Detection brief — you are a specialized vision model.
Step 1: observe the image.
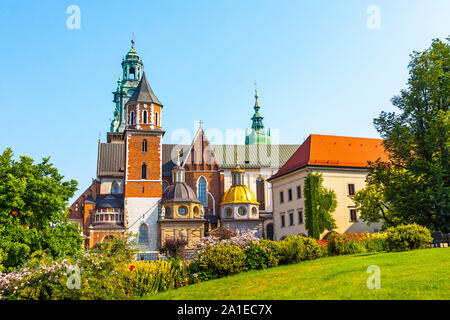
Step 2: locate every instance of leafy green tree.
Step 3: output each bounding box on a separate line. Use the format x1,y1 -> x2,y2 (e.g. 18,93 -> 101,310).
304,172 -> 337,239
355,38 -> 450,232
0,148 -> 82,271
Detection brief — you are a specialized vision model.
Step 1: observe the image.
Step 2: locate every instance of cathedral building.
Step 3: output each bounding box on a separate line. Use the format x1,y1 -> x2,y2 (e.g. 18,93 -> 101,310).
68,41 -> 299,258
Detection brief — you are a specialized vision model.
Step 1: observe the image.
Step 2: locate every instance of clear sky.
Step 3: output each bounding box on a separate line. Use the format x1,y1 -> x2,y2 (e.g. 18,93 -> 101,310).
0,0 -> 449,201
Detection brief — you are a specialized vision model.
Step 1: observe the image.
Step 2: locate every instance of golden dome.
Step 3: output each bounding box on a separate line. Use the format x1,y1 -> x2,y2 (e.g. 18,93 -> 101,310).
221,185 -> 259,205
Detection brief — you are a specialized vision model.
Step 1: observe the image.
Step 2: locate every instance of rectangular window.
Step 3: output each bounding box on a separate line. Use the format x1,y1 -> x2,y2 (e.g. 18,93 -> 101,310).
298,210 -> 303,224
350,209 -> 358,222
288,189 -> 293,201
281,214 -> 285,228
289,212 -> 294,226
348,184 -> 355,196
296,186 -> 302,199
280,191 -> 284,204
141,164 -> 147,179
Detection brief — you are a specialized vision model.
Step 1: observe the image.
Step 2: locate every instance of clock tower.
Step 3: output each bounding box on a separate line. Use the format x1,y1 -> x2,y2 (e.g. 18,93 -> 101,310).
110,39 -> 144,133
123,71 -> 164,252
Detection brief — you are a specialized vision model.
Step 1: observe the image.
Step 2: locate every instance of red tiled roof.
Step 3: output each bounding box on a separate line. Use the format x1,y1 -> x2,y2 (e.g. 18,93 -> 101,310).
268,134 -> 388,181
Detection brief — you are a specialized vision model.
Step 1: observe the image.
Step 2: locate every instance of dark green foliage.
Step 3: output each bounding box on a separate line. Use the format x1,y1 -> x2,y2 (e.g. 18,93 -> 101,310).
189,244 -> 247,281
356,38 -> 450,232
327,232 -> 347,256
244,240 -> 279,270
304,173 -> 337,239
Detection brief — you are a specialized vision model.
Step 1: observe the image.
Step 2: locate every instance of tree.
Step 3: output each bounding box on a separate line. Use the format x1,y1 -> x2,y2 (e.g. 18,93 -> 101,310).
304,172 -> 337,239
0,148 -> 82,271
355,37 -> 450,232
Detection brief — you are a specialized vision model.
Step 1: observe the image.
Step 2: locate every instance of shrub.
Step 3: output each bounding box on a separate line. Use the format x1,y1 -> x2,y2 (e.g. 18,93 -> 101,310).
118,259 -> 190,297
327,232 -> 347,256
343,240 -> 367,255
365,232 -> 388,253
160,238 -> 188,259
190,243 -> 246,281
277,236 -> 306,264
386,224 -> 433,251
303,237 -> 327,260
244,240 -> 279,270
193,230 -> 258,255
0,251 -> 74,300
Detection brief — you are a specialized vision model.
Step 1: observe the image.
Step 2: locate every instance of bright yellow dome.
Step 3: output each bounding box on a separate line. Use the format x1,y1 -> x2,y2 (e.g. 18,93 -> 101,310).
221,185 -> 259,205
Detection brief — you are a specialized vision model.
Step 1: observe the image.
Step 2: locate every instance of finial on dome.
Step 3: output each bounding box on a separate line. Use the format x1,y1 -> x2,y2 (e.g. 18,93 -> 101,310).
176,148 -> 181,166
254,81 -> 259,108
234,145 -> 240,170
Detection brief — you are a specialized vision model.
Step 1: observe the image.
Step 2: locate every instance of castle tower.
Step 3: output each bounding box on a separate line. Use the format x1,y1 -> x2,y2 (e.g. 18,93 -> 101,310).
123,71 -> 164,253
245,85 -> 271,145
110,39 -> 145,133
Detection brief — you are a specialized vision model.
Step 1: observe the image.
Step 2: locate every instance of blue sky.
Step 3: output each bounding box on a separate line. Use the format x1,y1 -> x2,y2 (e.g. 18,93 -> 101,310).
0,0 -> 449,201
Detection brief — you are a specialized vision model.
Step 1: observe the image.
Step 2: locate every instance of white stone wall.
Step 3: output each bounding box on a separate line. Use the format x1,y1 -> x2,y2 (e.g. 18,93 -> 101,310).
222,220 -> 264,238
100,177 -> 124,194
271,167 -> 382,241
125,197 -> 160,252
220,203 -> 259,220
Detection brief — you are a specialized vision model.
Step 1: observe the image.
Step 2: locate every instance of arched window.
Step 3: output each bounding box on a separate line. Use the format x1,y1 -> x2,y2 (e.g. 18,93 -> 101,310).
256,177 -> 266,210
139,224 -> 148,244
129,67 -> 135,80
142,139 -> 147,152
155,112 -> 159,126
141,163 -> 147,179
130,111 -> 135,125
143,110 -> 148,124
111,181 -> 119,194
197,177 -> 207,207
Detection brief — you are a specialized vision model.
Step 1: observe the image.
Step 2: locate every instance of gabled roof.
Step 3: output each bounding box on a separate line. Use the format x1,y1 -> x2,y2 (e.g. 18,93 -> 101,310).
127,72 -> 162,106
96,141 -> 300,178
181,126 -> 219,168
268,134 -> 388,181
97,143 -> 124,177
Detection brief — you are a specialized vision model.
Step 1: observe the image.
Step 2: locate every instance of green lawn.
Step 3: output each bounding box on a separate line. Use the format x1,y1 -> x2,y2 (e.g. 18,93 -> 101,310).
144,248 -> 450,300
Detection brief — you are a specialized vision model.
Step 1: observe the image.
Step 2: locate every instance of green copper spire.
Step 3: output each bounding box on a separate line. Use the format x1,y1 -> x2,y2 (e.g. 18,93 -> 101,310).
110,39 -> 144,133
251,88 -> 264,131
245,83 -> 271,145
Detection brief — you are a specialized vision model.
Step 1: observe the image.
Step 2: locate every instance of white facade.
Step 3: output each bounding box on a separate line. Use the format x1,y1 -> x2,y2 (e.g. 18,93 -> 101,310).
125,197 -> 160,251
271,166 -> 382,241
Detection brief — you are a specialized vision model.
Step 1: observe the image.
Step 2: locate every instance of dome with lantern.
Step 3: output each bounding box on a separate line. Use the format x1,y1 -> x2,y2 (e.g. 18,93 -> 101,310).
220,166 -> 260,220
160,153 -> 203,220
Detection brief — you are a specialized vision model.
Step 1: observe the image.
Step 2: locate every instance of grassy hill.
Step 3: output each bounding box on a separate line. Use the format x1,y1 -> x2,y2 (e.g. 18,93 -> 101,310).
144,248 -> 450,300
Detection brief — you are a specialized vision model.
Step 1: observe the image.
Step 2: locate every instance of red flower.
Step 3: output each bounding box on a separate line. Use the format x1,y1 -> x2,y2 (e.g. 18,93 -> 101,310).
129,265 -> 135,271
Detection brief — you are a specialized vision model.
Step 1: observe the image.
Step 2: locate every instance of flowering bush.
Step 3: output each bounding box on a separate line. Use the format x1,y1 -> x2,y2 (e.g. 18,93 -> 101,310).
118,259 -> 190,297
193,230 -> 258,256
0,251 -> 78,300
303,237 -> 327,260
